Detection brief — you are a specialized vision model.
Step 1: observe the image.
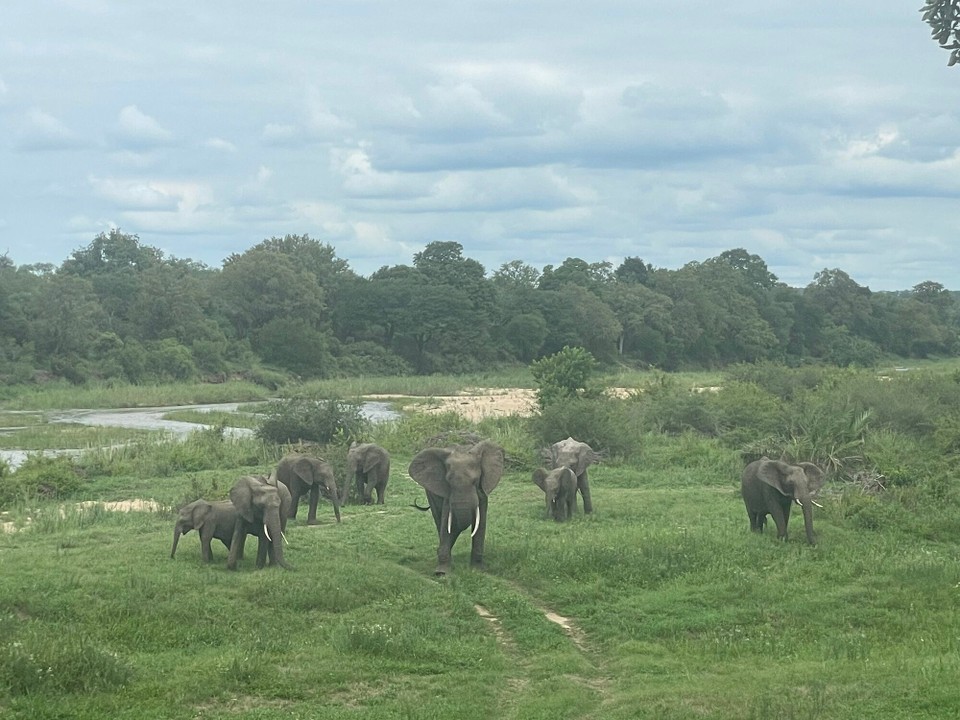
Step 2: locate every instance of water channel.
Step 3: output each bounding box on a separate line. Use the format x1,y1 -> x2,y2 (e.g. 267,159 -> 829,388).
0,400 -> 400,471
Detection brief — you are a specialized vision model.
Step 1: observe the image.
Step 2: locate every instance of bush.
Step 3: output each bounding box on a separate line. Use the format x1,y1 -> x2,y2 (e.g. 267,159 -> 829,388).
628,374 -> 714,435
0,455 -> 85,506
705,381 -> 784,447
723,362 -> 828,400
256,396 -> 369,445
527,396 -> 639,461
530,346 -> 599,409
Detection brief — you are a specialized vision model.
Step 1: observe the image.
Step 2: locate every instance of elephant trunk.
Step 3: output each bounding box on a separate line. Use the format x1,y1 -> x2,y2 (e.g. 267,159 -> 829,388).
170,525 -> 183,558
800,496 -> 816,544
331,486 -> 342,523
265,510 -> 292,569
447,500 -> 479,537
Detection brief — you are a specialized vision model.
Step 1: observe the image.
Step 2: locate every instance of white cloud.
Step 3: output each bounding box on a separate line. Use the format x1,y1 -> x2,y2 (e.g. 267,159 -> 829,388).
15,108 -> 83,151
204,137 -> 237,153
114,105 -> 173,147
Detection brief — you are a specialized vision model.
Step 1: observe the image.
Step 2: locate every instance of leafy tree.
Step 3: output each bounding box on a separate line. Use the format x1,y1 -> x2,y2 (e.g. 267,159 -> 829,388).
503,312 -> 548,362
614,256 -> 652,285
254,317 -> 333,377
920,0 -> 960,65
28,274 -> 105,379
217,248 -> 326,341
539,257 -> 614,294
530,346 -> 598,409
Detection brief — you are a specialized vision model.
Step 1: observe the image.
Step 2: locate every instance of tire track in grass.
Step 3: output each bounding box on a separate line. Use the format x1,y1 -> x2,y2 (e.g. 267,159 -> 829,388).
470,579 -> 613,718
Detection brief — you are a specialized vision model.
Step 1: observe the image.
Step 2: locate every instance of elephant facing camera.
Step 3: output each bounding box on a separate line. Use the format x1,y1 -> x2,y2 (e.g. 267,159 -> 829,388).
741,457 -> 825,545
227,475 -> 294,570
532,467 -> 577,522
409,440 -> 504,576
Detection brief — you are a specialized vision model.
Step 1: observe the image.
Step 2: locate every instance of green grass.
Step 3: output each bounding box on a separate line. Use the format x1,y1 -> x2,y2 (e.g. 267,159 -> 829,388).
2,432 -> 960,718
4,369 -> 960,718
160,409 -> 262,429
0,381 -> 272,411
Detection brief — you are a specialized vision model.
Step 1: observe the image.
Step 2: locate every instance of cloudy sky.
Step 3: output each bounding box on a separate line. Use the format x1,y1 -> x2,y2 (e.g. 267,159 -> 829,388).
1,1 -> 958,290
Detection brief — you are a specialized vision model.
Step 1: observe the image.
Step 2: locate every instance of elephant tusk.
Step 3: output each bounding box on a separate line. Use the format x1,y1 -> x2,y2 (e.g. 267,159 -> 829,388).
447,510 -> 452,536
281,530 -> 289,545
471,506 -> 481,538
263,523 -> 272,542
812,500 -> 824,508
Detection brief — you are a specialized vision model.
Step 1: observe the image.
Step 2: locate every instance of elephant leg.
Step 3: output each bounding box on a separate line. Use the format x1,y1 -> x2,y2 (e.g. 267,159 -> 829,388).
200,527 -> 214,562
227,521 -> 246,570
578,471 -> 593,514
470,495 -> 489,569
768,498 -> 789,541
375,483 -> 385,505
289,490 -> 301,519
307,485 -> 320,525
256,534 -> 269,569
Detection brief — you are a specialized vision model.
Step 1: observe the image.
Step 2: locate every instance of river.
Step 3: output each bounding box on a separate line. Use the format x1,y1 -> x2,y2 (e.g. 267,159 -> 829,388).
0,400 -> 400,471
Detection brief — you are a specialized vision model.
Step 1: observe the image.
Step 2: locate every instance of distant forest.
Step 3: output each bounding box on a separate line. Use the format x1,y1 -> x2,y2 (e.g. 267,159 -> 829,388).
1,230 -> 956,385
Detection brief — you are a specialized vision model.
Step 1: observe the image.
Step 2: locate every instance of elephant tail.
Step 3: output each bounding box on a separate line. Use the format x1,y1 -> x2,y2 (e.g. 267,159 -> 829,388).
411,497 -> 431,512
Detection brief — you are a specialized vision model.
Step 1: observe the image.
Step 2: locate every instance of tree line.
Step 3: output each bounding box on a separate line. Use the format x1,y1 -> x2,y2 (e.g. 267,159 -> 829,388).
0,230 -> 957,385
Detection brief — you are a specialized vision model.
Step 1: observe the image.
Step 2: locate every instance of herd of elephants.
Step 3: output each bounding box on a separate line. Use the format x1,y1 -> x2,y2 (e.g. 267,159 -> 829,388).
171,437 -> 827,576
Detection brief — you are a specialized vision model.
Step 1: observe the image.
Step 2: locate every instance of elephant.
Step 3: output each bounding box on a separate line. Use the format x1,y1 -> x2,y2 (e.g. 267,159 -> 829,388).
346,442 -> 390,505
170,499 -> 240,562
741,457 -> 825,544
227,475 -> 293,570
408,439 -> 504,576
544,437 -> 601,514
274,454 -> 341,524
532,466 -> 577,522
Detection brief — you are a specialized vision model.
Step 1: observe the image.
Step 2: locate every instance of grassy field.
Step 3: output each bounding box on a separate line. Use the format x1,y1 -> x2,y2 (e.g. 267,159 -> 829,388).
2,432 -> 959,718
3,370 -> 960,718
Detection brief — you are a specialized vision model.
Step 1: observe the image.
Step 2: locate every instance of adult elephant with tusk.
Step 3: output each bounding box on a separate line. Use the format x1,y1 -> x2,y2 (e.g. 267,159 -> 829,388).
227,475 -> 293,570
741,457 -> 825,544
408,439 -> 504,576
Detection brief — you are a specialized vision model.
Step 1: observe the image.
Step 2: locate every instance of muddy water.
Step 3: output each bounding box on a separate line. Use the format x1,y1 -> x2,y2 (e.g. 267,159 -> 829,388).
1,401 -> 399,471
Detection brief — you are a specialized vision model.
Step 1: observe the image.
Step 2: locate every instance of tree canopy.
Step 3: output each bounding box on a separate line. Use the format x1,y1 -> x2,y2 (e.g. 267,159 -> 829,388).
2,234 -> 960,385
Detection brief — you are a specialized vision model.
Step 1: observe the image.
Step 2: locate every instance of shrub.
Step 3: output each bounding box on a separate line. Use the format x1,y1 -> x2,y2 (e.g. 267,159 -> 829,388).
0,455 -> 85,506
628,374 -> 714,435
723,362 -> 828,400
527,396 -> 639,461
530,346 -> 599,409
705,381 -> 783,447
256,396 -> 369,445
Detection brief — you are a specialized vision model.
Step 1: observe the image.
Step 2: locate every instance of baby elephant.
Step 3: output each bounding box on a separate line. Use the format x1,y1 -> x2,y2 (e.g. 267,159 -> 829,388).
171,499 -> 240,562
532,466 -> 577,522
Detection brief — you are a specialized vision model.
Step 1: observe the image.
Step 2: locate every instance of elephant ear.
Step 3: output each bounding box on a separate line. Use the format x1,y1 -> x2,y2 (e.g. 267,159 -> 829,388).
532,467 -> 548,491
475,440 -> 505,495
190,501 -> 212,530
229,477 -> 257,523
756,459 -> 793,497
799,462 -> 825,495
409,447 -> 452,497
362,447 -> 382,474
291,456 -> 319,486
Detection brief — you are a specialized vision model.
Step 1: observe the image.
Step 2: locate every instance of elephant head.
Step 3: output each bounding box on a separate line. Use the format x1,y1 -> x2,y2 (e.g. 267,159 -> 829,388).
543,437 -> 601,514
346,442 -> 390,505
532,466 -> 577,521
172,499 -> 212,558
408,440 -> 504,575
227,475 -> 291,570
275,454 -> 341,524
742,457 -> 825,544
